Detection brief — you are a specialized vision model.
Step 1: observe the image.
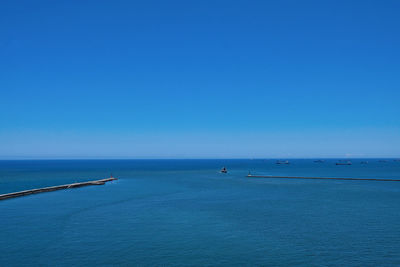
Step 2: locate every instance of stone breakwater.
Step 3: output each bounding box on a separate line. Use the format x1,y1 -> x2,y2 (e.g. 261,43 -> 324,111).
0,177 -> 117,201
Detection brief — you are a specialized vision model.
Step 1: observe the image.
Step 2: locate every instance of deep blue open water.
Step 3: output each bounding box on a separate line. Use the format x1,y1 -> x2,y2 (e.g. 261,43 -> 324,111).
1,159 -> 399,266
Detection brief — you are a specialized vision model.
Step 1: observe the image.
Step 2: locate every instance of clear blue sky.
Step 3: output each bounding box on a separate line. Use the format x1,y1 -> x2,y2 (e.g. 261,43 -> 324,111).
1,0 -> 399,159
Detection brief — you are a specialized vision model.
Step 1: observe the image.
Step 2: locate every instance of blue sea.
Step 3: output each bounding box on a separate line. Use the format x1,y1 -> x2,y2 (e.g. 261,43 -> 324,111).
1,159 -> 400,266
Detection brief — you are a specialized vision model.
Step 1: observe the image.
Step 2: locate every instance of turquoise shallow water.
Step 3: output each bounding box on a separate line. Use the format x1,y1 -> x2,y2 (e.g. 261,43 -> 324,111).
1,159 -> 400,266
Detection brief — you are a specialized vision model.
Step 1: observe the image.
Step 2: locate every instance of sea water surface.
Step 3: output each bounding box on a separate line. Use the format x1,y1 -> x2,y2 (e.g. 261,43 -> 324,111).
1,159 -> 400,266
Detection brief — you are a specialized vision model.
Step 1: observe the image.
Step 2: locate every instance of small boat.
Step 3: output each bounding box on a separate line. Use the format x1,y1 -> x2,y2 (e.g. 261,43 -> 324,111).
220,167 -> 228,173
336,160 -> 352,165
378,160 -> 388,163
276,160 -> 290,165
314,160 -> 325,163
360,161 -> 369,164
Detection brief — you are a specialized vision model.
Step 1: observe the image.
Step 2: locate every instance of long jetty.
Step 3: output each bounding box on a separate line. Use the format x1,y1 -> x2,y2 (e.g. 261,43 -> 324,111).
246,174 -> 400,182
0,177 -> 117,201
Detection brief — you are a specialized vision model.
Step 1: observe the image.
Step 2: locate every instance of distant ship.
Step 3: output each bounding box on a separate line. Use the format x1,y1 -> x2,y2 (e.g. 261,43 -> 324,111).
276,160 -> 290,165
220,167 -> 228,173
336,160 -> 352,165
378,160 -> 388,163
360,161 -> 369,164
314,160 -> 325,163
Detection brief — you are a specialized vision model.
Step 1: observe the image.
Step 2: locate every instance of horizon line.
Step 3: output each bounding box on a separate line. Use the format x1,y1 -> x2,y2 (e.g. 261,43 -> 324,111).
0,157 -> 399,161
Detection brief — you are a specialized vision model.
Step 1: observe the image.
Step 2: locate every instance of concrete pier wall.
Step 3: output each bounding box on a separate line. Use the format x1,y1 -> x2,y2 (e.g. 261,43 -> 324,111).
247,175 -> 400,182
